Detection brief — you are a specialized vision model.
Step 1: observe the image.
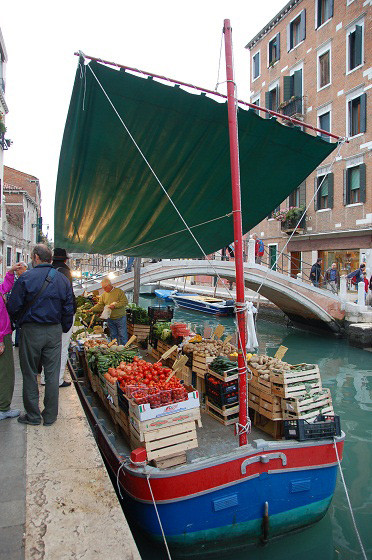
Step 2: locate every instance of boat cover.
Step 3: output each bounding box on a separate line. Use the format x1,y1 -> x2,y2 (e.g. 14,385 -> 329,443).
54,59 -> 336,257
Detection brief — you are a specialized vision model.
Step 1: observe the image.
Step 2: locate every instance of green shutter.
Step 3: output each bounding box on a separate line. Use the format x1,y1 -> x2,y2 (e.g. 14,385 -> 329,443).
321,176 -> 329,197
329,0 -> 334,18
276,33 -> 280,60
343,169 -> 349,205
354,25 -> 363,67
293,70 -> 302,98
359,163 -> 366,203
328,173 -> 334,208
360,93 -> 367,133
350,167 -> 360,190
283,75 -> 293,101
299,181 -> 306,206
317,0 -> 321,28
314,177 -> 318,211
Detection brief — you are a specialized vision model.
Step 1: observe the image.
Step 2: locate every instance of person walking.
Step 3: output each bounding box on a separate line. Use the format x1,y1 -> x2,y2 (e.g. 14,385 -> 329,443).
346,263 -> 366,287
252,234 -> 265,264
310,258 -> 322,287
324,262 -> 340,294
7,244 -> 74,426
0,262 -> 26,421
40,248 -> 77,387
88,277 -> 128,344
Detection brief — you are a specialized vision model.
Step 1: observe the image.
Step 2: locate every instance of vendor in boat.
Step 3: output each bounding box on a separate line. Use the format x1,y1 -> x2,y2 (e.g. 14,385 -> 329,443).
88,278 -> 128,344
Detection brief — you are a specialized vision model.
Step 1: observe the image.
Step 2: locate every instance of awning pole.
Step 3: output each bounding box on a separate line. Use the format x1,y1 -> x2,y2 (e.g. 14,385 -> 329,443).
223,19 -> 248,447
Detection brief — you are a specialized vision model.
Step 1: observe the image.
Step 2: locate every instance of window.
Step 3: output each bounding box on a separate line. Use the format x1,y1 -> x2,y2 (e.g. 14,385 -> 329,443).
252,52 -> 260,80
251,94 -> 260,116
318,110 -> 331,142
348,94 -> 367,137
289,181 -> 306,207
315,173 -> 334,210
265,83 -> 279,117
287,10 -> 306,51
6,247 -> 12,267
268,33 -> 280,65
347,21 -> 363,72
267,206 -> 280,219
316,0 -> 334,28
319,51 -> 330,88
344,164 -> 366,205
16,251 -> 21,263
282,66 -> 303,116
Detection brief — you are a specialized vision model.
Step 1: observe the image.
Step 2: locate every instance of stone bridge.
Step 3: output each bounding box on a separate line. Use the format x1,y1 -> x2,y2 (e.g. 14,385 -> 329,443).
77,260 -> 346,332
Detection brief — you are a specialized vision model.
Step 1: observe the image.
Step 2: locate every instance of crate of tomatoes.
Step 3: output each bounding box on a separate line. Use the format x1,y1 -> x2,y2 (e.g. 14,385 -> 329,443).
105,356 -> 200,421
205,373 -> 239,407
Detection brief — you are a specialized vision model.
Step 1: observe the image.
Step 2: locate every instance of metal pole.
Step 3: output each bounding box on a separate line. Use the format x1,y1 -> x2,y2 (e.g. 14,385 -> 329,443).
223,19 -> 248,446
133,257 -> 141,305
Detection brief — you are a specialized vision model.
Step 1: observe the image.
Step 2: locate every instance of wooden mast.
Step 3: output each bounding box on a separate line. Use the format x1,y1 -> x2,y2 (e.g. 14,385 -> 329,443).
223,19 -> 248,447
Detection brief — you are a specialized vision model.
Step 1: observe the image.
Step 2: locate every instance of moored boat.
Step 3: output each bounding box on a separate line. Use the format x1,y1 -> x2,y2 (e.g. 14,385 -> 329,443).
171,293 -> 235,316
154,289 -> 176,301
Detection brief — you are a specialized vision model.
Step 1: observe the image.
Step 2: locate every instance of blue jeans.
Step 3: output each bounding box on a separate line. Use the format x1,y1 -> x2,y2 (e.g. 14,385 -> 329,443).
107,316 -> 128,345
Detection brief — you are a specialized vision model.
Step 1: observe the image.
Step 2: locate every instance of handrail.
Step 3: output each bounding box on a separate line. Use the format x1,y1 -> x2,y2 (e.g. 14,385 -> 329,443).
241,453 -> 287,474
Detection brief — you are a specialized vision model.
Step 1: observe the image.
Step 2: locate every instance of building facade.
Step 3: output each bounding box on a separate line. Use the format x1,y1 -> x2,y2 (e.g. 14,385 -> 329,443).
0,27 -> 9,274
246,0 -> 371,281
2,166 -> 42,275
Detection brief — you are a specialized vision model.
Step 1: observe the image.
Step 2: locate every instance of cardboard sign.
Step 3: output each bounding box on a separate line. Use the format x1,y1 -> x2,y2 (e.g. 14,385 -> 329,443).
124,335 -> 137,348
160,345 -> 178,361
172,355 -> 188,372
274,345 -> 288,361
223,335 -> 232,345
212,325 -> 225,340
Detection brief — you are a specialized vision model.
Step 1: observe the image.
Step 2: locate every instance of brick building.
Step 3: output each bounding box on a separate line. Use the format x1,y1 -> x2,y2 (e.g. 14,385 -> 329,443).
0,27 -> 9,271
246,0 -> 371,281
2,166 -> 42,276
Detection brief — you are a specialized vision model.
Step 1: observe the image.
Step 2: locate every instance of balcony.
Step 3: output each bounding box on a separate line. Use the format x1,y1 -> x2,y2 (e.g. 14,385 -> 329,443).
281,211 -> 306,234
0,78 -> 5,94
278,96 -> 305,119
0,132 -> 10,150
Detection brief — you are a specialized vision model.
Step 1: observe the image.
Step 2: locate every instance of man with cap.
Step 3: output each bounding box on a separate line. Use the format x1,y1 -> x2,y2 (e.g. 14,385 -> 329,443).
88,278 -> 128,344
43,248 -> 76,387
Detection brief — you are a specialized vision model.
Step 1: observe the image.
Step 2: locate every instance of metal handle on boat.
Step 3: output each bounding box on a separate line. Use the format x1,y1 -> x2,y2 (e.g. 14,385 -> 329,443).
241,453 -> 287,474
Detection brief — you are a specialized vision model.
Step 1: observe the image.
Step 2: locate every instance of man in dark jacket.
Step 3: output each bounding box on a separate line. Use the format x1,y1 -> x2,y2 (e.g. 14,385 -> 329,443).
346,263 -> 366,285
310,258 -> 322,287
7,244 -> 74,426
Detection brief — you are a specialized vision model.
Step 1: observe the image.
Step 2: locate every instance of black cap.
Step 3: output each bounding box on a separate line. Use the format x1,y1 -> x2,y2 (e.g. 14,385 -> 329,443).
53,248 -> 69,261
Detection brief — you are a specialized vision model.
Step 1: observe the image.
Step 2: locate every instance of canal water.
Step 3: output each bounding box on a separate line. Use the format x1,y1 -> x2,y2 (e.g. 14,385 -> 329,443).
127,295 -> 372,560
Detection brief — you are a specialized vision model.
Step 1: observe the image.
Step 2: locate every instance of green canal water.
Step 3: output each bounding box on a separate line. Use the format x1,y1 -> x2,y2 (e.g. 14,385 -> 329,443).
131,295 -> 372,560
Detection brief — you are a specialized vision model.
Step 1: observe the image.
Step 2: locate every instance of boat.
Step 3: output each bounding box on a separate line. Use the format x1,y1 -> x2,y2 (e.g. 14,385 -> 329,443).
154,289 -> 176,301
171,292 -> 235,316
140,283 -> 157,295
57,20 -> 345,556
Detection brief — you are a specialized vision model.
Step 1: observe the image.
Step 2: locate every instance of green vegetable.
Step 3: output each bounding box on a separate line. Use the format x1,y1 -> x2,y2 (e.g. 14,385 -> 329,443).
127,304 -> 150,324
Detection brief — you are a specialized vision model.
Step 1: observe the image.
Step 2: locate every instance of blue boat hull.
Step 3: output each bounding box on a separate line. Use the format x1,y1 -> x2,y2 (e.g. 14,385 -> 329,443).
172,295 -> 235,316
122,464 -> 338,551
154,289 -> 174,301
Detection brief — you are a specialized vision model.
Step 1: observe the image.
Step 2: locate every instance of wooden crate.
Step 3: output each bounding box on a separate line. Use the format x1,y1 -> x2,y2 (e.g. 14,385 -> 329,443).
129,407 -> 202,441
86,365 -> 98,392
115,409 -> 130,438
257,376 -> 272,395
259,393 -> 283,420
175,365 -> 193,386
254,411 -> 283,440
272,379 -> 322,399
196,373 -> 206,400
152,452 -> 187,469
156,341 -> 178,365
270,366 -> 321,395
205,398 -> 239,426
151,348 -> 162,362
282,389 -> 333,420
105,378 -> 119,413
130,420 -> 198,461
127,323 -> 150,342
192,355 -> 214,376
206,365 -> 239,382
248,395 -> 260,411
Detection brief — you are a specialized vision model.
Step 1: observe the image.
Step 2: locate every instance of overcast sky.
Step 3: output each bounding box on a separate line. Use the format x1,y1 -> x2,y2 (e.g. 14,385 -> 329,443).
2,0 -> 285,240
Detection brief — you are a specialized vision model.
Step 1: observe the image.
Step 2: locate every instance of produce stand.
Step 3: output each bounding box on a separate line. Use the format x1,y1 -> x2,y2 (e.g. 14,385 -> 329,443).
126,304 -> 151,342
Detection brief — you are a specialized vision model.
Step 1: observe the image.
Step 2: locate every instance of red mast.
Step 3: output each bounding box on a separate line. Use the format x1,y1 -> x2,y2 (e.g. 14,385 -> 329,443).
223,20 -> 248,447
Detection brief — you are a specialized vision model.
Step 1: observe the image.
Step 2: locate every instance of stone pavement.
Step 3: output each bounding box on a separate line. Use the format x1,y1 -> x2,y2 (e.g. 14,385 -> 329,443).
0,350 -> 140,560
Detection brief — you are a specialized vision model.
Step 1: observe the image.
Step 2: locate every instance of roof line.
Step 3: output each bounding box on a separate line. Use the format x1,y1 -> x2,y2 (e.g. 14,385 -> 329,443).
245,0 -> 302,50
75,52 -> 345,142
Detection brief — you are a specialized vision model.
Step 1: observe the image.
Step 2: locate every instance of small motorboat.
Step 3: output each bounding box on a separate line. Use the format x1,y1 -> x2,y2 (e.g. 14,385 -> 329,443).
154,289 -> 176,301
140,283 -> 157,295
171,293 -> 235,316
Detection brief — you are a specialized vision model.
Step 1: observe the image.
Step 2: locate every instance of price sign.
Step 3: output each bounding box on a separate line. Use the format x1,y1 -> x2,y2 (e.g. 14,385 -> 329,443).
274,345 -> 288,360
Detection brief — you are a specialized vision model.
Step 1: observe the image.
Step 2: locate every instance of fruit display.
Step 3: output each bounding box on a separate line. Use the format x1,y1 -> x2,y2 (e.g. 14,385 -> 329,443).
183,338 -> 237,358
248,354 -> 291,379
209,356 -> 238,375
152,321 -> 173,343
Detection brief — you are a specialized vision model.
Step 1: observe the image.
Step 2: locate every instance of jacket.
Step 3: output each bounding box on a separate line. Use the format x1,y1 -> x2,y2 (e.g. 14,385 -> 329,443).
52,260 -> 77,313
7,263 -> 74,333
90,287 -> 128,320
324,267 -> 340,286
347,267 -> 364,283
0,271 -> 15,343
310,263 -> 322,281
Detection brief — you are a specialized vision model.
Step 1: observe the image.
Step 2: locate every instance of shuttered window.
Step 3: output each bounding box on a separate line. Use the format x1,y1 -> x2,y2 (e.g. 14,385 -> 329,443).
319,51 -> 330,88
252,52 -> 260,80
348,94 -> 367,137
289,181 -> 306,207
315,173 -> 334,210
268,33 -> 280,65
344,164 -> 366,205
319,111 -> 331,141
287,10 -> 306,51
316,0 -> 334,28
348,24 -> 363,71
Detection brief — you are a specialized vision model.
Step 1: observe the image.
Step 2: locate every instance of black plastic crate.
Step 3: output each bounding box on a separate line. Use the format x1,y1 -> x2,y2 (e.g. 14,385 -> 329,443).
283,414 -> 341,441
148,306 -> 174,321
207,390 -> 239,407
117,383 -> 129,414
205,373 -> 238,395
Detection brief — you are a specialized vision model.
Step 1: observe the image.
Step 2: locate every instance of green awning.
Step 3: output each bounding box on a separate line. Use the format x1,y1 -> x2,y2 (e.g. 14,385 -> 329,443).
54,60 -> 336,257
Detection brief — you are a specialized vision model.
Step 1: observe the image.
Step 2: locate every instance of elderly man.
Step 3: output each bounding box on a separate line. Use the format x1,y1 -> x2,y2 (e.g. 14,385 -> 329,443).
89,278 -> 128,344
7,244 -> 74,426
324,262 -> 340,293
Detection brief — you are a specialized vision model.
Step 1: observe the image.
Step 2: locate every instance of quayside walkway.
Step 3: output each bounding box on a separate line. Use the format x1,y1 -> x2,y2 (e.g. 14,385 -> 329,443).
0,352 -> 140,560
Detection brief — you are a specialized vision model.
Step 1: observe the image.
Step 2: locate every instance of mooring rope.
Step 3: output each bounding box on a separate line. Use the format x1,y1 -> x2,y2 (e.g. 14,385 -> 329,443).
146,475 -> 173,560
333,439 -> 368,560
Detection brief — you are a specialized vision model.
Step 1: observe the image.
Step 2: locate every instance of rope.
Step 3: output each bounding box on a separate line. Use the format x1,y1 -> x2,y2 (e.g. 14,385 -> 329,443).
146,475 -> 173,560
253,139 -> 346,299
116,460 -> 126,500
214,29 -> 224,92
333,439 -> 368,560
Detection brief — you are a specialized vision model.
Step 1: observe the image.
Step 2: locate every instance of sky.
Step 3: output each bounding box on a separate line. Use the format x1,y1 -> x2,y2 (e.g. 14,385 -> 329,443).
1,0 -> 285,240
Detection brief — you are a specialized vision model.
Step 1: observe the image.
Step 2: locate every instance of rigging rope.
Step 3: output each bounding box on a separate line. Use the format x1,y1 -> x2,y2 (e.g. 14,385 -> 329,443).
333,439 -> 368,560
146,475 -> 173,560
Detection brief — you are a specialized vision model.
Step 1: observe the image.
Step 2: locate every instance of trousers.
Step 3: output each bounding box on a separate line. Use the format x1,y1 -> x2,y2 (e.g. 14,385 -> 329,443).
0,334 -> 15,412
19,323 -> 62,424
40,321 -> 73,385
107,315 -> 128,345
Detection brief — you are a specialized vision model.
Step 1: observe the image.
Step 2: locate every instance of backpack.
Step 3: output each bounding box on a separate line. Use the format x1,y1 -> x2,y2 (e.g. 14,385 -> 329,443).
258,240 -> 264,256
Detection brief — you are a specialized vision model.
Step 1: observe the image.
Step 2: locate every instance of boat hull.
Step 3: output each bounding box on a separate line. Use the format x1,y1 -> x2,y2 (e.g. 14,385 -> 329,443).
172,295 -> 235,316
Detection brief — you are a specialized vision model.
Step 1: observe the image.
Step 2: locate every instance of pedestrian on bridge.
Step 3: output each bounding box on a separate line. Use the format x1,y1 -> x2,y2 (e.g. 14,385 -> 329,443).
7,244 -> 74,426
88,278 -> 128,345
324,263 -> 340,294
253,234 -> 265,265
310,258 -> 322,287
346,263 -> 366,287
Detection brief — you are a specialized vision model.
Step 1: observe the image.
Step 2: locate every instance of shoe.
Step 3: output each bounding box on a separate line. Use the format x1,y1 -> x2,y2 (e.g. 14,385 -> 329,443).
0,409 -> 21,420
17,414 -> 41,425
44,419 -> 57,426
59,381 -> 71,387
